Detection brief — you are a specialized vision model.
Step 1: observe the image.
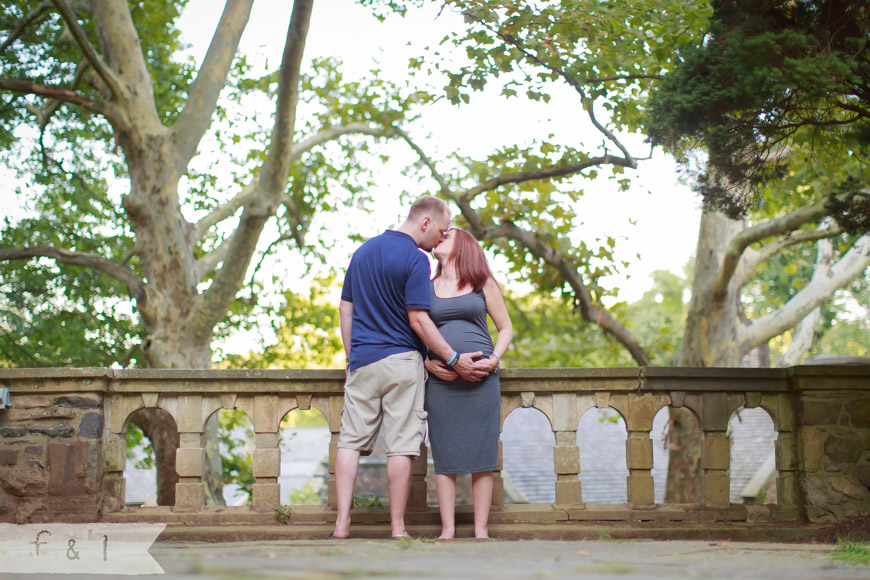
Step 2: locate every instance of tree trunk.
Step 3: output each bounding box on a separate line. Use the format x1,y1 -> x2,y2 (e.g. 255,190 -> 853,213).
667,211 -> 747,502
116,131 -> 226,504
663,407 -> 704,503
130,408 -> 179,506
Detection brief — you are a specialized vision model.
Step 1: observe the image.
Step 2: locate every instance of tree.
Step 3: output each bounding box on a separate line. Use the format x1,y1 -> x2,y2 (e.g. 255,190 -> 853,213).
0,0 -> 415,504
646,0 -> 870,500
646,0 -> 870,231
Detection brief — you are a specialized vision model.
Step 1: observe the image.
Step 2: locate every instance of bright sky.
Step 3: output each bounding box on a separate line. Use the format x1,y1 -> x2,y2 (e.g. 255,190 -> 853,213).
0,0 -> 704,358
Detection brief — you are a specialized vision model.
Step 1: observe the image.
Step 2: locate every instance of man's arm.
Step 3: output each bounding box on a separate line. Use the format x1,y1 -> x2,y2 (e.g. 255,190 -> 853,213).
407,309 -> 489,381
339,299 -> 354,361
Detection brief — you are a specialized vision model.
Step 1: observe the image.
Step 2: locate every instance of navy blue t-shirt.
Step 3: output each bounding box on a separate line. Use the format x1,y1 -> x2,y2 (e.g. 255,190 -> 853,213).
341,230 -> 431,371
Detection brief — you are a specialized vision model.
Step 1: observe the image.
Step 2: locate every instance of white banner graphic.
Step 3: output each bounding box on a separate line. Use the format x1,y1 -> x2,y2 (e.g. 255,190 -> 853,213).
0,523 -> 165,575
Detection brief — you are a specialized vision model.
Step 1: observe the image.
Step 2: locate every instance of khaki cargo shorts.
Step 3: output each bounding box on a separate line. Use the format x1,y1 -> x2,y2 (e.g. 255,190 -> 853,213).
338,351 -> 427,457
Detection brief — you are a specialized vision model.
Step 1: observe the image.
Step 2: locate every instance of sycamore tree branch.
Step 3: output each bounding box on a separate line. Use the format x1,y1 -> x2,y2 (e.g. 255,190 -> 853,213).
49,0 -> 121,100
461,155 -> 635,205
395,127 -> 452,195
586,74 -> 663,84
194,232 -> 236,283
480,219 -> 651,365
748,234 -> 870,349
194,0 -> 314,336
775,235 -> 833,367
1,1 -> 51,53
0,77 -> 123,126
172,0 -> 255,172
30,60 -> 91,130
257,0 -> 313,196
192,122 -> 389,242
290,123 -> 394,161
193,183 -> 259,240
462,10 -> 636,165
0,245 -> 145,299
712,200 -> 829,298
90,0 -> 160,125
738,223 -> 843,286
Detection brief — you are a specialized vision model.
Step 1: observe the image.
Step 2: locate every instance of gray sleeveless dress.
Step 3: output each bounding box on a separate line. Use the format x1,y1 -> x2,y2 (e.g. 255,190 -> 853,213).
425,281 -> 500,474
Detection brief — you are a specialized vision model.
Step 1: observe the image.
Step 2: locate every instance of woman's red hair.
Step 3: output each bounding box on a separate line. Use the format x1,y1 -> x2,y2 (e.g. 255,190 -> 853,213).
435,228 -> 494,292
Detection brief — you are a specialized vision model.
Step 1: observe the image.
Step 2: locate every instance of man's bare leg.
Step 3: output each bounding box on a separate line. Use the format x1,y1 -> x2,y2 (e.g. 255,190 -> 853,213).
386,454 -> 412,538
435,473 -> 457,539
471,471 -> 493,539
332,447 -> 361,538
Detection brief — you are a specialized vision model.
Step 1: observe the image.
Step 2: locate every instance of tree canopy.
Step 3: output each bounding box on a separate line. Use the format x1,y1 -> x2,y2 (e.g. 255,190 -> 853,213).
647,0 -> 870,231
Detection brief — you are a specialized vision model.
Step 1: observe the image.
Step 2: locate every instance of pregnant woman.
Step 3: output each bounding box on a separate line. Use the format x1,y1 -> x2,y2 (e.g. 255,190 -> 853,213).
425,227 -> 513,540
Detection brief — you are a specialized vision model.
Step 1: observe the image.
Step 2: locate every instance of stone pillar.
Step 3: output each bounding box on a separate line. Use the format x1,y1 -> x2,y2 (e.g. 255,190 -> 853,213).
408,442 -> 428,511
702,431 -> 730,507
102,432 -> 127,513
492,440 -> 505,508
252,432 -> 280,512
554,431 -> 582,506
174,395 -> 205,512
250,395 -> 281,512
626,431 -> 654,506
326,395 -> 343,510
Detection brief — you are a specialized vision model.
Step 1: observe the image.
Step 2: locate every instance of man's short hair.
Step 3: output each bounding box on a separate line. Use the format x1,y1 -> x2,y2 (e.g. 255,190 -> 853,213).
407,195 -> 448,221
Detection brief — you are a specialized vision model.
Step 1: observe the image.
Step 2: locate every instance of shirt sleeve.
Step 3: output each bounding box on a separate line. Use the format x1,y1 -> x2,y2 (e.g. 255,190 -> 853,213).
404,252 -> 431,310
340,258 -> 354,303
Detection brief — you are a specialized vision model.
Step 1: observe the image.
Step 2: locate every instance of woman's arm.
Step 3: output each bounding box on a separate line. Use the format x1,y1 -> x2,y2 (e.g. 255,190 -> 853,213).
482,277 -> 514,372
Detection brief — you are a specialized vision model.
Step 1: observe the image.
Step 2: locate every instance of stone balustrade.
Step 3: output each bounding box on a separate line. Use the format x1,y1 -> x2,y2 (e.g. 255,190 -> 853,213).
1,366 -> 868,526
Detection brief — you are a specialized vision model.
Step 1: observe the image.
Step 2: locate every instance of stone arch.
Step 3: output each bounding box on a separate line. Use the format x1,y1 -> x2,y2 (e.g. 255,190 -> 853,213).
279,406 -> 330,505
576,406 -> 628,503
728,406 -> 778,505
123,406 -> 178,507
649,404 -> 701,504
500,392 -> 554,433
500,406 -> 556,503
213,406 -> 255,506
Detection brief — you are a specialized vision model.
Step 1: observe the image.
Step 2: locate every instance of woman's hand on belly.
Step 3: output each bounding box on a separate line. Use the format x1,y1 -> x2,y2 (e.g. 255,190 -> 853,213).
425,357 -> 459,381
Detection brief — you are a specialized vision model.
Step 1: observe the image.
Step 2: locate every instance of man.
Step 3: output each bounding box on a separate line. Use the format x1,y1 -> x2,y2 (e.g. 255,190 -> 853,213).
331,195 -> 490,540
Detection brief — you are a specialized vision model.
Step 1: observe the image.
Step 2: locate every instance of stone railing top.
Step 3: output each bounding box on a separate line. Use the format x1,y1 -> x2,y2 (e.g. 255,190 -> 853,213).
0,365 -> 867,395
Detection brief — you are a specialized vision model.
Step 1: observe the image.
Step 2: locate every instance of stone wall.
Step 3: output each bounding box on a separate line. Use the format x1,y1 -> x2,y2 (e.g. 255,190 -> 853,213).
0,369 -> 110,524
1,366 -> 869,526
793,366 -> 870,523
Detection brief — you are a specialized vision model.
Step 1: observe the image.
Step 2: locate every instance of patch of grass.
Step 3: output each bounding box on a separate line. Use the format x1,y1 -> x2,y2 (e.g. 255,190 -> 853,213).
833,538 -> 870,566
595,562 -> 634,574
275,503 -> 292,524
597,530 -> 612,542
353,493 -> 384,511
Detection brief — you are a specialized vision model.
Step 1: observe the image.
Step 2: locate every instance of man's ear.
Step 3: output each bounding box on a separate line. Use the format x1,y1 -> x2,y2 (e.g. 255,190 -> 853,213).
420,216 -> 431,231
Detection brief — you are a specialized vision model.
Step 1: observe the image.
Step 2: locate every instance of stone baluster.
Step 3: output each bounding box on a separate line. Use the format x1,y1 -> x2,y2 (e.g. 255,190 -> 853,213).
326,394 -> 343,509
174,395 -> 205,512
552,393 -> 582,506
768,393 -> 798,517
701,393 -> 731,508
626,430 -> 654,506
409,442 -> 428,511
492,440 -> 505,508
250,395 -> 280,512
625,394 -> 662,506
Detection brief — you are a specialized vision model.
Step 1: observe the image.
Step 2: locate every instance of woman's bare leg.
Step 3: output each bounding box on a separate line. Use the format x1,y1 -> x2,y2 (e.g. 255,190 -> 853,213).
435,473 -> 457,539
471,471 -> 493,539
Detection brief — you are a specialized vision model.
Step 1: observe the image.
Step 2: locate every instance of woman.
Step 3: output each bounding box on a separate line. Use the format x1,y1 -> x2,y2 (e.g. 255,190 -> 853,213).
425,227 -> 513,540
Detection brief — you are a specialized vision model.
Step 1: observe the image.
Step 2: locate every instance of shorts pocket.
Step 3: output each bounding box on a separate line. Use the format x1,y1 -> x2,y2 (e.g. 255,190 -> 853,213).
417,409 -> 428,443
